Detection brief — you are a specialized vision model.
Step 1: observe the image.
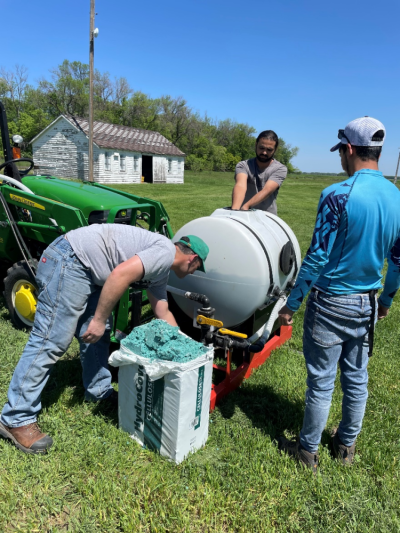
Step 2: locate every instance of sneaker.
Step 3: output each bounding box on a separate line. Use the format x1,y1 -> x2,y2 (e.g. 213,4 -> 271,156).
0,421 -> 53,455
278,436 -> 318,474
331,430 -> 356,466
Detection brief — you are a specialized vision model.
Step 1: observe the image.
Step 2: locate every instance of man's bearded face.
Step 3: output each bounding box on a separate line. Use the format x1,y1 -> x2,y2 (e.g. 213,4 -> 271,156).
256,138 -> 277,163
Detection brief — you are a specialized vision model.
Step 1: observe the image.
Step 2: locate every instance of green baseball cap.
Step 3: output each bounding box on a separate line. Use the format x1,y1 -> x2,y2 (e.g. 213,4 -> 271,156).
177,235 -> 209,273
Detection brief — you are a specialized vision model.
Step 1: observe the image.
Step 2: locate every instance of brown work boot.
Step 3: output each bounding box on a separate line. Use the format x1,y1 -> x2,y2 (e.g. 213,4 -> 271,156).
331,429 -> 356,466
0,421 -> 53,454
278,436 -> 318,474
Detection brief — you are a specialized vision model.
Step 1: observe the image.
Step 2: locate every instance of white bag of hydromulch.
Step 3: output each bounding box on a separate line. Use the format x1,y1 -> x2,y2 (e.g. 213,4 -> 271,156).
109,320 -> 214,464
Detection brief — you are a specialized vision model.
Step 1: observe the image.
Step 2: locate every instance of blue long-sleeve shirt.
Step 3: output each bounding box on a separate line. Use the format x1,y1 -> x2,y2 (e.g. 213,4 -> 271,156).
286,169 -> 400,312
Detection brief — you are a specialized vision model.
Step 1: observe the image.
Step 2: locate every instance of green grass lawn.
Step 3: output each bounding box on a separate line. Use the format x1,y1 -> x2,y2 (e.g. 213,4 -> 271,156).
1,172 -> 400,532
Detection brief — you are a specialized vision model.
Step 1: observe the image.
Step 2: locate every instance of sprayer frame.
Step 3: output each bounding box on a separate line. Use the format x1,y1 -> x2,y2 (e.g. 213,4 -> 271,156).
209,325 -> 292,411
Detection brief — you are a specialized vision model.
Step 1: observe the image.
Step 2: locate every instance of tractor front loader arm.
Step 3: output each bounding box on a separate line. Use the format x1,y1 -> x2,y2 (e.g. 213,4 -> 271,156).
0,185 -> 87,261
92,183 -> 174,237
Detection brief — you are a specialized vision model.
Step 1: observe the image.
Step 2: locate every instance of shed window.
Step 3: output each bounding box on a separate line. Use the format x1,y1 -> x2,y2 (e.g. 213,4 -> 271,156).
114,154 -> 119,161
105,152 -> 111,171
168,159 -> 172,173
134,156 -> 139,172
120,154 -> 126,172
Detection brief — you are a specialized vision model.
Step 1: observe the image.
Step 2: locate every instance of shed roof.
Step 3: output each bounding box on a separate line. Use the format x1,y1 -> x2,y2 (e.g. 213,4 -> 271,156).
69,116 -> 185,157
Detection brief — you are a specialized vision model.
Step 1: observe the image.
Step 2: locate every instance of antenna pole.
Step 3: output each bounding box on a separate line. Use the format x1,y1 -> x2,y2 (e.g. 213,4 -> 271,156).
394,149 -> 400,185
88,0 -> 95,182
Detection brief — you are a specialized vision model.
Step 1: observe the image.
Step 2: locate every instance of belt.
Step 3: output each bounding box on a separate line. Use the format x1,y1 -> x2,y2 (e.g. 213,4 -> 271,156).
310,287 -> 377,357
311,287 -> 372,296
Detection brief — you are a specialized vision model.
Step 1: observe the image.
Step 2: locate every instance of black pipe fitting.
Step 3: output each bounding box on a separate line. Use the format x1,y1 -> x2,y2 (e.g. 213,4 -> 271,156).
186,292 -> 210,308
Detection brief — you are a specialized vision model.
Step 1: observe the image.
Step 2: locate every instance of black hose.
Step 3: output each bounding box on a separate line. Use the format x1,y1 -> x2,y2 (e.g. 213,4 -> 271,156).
185,292 -> 210,308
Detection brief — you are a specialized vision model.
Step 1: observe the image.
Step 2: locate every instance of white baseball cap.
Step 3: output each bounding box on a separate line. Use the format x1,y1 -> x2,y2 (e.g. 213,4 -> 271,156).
330,116 -> 386,152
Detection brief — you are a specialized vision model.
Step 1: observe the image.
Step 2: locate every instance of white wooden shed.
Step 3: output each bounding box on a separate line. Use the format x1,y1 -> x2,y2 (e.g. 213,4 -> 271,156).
31,115 -> 185,184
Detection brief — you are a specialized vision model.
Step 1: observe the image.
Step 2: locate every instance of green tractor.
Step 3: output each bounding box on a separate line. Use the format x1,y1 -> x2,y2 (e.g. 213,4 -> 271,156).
0,101 -> 173,338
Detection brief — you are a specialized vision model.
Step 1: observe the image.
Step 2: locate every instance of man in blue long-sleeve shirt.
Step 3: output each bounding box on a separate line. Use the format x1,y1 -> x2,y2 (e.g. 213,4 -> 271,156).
278,117 -> 400,472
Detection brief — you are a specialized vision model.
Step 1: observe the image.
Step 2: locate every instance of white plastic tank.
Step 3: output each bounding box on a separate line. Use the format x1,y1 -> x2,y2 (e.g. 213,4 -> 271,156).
168,208 -> 301,328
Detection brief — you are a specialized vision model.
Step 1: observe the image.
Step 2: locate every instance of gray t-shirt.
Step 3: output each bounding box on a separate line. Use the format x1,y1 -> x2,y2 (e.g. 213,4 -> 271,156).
67,224 -> 176,301
235,158 -> 287,215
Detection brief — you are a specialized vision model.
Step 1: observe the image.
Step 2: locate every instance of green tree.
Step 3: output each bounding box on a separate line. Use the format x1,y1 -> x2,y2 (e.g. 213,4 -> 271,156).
119,92 -> 160,130
275,139 -> 299,172
8,110 -> 50,145
0,65 -> 29,120
158,96 -> 197,146
39,60 -> 90,118
215,120 -> 256,160
0,59 -> 301,172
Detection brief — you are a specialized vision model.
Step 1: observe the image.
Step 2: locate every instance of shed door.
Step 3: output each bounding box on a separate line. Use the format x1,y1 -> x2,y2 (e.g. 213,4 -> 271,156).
153,157 -> 167,183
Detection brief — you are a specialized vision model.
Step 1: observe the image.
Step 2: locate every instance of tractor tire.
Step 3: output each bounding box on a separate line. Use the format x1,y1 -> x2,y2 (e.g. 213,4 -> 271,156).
3,260 -> 38,329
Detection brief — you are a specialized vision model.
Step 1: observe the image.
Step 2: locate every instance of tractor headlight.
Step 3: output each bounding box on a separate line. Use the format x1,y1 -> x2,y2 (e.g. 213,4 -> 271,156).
115,209 -> 132,224
88,210 -> 110,224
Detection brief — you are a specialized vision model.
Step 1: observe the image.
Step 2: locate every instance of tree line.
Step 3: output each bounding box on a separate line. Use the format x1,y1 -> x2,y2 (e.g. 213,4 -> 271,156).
0,60 -> 299,172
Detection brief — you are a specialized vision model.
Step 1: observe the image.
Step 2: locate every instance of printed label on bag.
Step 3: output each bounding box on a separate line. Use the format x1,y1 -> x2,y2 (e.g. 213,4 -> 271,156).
194,365 -> 205,430
134,365 -> 146,432
143,375 -> 165,451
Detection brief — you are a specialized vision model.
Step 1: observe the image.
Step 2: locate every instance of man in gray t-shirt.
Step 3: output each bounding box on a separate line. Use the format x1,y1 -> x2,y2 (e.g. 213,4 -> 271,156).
0,225 -> 209,455
231,130 -> 287,215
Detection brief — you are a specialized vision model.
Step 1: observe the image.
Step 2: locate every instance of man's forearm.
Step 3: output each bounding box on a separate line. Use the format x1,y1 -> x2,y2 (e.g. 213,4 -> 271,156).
243,182 -> 278,209
92,256 -> 144,325
380,239 -> 400,308
93,274 -> 130,324
159,310 -> 178,327
232,184 -> 247,209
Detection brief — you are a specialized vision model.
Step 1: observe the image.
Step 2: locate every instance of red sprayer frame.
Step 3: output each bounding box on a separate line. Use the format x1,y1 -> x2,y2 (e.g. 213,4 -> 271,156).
209,325 -> 292,411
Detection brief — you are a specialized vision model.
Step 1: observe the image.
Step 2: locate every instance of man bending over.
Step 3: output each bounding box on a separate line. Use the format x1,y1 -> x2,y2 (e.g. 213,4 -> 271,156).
0,225 -> 209,454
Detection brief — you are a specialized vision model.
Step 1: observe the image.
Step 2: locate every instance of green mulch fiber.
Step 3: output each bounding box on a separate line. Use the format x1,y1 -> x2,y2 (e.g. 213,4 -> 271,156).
121,319 -> 208,362
0,172 -> 399,532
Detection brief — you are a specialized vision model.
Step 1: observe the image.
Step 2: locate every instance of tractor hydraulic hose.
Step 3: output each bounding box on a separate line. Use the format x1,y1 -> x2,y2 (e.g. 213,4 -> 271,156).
166,285 -> 210,308
0,176 -> 34,194
247,294 -> 288,346
0,190 -> 37,281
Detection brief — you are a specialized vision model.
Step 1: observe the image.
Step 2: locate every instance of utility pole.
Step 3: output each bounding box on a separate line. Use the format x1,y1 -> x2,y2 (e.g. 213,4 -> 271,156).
394,148 -> 400,185
88,0 -> 95,182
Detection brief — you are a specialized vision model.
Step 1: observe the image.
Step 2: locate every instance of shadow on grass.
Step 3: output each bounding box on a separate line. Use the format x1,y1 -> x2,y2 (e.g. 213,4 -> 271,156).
41,356 -> 118,426
217,383 -> 305,442
216,380 -> 335,447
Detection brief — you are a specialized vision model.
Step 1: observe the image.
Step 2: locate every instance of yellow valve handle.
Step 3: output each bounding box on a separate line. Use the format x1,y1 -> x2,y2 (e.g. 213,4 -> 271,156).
219,328 -> 248,339
196,315 -> 224,328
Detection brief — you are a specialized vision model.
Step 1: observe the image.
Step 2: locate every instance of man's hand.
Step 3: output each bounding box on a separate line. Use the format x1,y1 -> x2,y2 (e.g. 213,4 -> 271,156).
377,303 -> 390,320
241,203 -> 250,211
147,291 -> 178,327
82,317 -> 106,344
278,304 -> 294,326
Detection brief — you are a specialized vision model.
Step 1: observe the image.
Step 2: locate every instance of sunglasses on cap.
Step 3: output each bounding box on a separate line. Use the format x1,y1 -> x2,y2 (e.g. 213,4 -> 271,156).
338,129 -> 351,144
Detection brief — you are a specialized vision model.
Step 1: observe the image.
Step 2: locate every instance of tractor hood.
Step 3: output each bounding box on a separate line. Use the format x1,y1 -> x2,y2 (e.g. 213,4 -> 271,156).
21,176 -> 136,213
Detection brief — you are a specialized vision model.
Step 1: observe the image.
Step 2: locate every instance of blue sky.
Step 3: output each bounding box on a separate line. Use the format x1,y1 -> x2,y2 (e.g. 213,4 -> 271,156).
1,0 -> 400,174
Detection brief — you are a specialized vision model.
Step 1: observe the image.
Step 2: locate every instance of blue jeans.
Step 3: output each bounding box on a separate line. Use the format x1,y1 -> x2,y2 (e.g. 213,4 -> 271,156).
299,290 -> 376,453
1,236 -> 113,428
